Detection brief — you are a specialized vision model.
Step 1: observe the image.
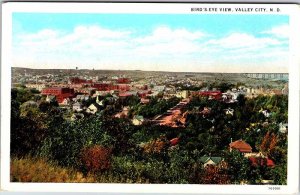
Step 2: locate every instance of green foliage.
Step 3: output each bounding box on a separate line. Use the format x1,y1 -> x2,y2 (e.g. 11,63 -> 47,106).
216,82 -> 235,93
10,85 -> 288,184
11,88 -> 35,104
29,88 -> 40,94
11,99 -> 20,128
111,148 -> 203,184
11,89 -> 61,156
131,96 -> 180,118
225,150 -> 251,183
270,163 -> 287,185
112,155 -> 166,183
39,115 -> 135,168
39,116 -> 106,167
166,147 -> 203,183
187,96 -> 209,111
122,95 -> 140,107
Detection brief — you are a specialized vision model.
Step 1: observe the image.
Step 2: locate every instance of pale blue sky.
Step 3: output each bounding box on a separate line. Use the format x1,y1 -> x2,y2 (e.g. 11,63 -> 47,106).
12,13 -> 289,73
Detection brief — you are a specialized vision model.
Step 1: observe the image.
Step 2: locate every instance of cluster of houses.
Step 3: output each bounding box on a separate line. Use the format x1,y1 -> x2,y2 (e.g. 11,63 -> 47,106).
136,135 -> 276,184
194,139 -> 276,184
23,74 -> 288,109
153,99 -> 190,128
198,139 -> 275,169
23,75 -> 288,135
245,84 -> 289,98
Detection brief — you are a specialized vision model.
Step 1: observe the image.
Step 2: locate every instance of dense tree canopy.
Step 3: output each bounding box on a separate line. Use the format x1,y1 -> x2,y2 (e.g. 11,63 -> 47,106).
10,87 -> 288,184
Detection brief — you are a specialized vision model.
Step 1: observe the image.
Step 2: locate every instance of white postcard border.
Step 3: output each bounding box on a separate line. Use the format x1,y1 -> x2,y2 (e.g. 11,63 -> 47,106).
1,2 -> 299,194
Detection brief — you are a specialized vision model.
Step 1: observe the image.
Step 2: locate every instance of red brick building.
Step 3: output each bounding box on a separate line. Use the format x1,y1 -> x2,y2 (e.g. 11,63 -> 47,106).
193,91 -> 222,100
137,90 -> 151,98
41,87 -> 75,103
92,83 -> 130,91
92,83 -> 111,91
117,78 -> 130,84
117,84 -> 130,91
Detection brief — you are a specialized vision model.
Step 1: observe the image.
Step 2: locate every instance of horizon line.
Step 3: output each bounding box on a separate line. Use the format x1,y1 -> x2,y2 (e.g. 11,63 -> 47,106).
11,66 -> 289,74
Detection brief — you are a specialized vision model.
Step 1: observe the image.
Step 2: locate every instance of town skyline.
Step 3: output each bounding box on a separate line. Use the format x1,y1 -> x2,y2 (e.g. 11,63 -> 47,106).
13,13 -> 289,73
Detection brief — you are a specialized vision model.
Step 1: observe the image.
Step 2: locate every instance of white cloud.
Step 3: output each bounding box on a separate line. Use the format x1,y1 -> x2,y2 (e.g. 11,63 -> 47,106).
207,33 -> 281,50
134,39 -> 202,56
13,25 -> 206,66
136,26 -> 205,43
262,24 -> 290,39
12,25 -> 289,73
73,25 -> 131,39
132,26 -> 206,56
14,25 -> 132,57
19,29 -> 59,41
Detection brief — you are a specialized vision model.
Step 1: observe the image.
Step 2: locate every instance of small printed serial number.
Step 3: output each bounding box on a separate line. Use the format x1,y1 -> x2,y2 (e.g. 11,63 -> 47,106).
268,187 -> 281,190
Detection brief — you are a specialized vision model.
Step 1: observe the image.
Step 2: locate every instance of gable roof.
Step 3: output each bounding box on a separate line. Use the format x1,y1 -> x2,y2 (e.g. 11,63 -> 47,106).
133,115 -> 144,121
229,139 -> 252,153
88,103 -> 101,109
200,156 -> 223,164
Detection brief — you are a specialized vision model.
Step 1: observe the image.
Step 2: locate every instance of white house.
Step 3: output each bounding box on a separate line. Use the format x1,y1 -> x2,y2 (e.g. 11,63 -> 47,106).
25,83 -> 48,91
86,103 -> 99,114
200,156 -> 223,167
46,95 -> 56,103
132,115 -> 144,126
176,90 -> 189,99
279,123 -> 288,133
224,108 -> 234,116
73,102 -> 83,112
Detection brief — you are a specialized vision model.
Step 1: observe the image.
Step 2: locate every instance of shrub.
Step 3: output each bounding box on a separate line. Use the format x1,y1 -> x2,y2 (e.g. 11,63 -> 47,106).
200,165 -> 230,184
142,137 -> 168,154
39,116 -> 109,168
111,156 -> 166,183
80,145 -> 112,172
10,156 -> 96,183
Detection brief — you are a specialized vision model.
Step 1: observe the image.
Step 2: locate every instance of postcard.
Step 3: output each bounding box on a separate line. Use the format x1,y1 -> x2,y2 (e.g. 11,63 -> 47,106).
1,2 -> 300,194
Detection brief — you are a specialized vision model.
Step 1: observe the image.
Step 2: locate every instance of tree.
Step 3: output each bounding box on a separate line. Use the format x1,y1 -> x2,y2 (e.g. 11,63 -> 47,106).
260,131 -> 277,156
39,115 -> 135,169
201,165 -> 230,184
237,94 -> 246,107
225,150 -> 251,183
142,137 -> 168,155
11,100 -> 53,156
80,145 -> 112,172
270,163 -> 287,185
166,147 -> 203,183
12,88 -> 35,104
216,82 -> 234,93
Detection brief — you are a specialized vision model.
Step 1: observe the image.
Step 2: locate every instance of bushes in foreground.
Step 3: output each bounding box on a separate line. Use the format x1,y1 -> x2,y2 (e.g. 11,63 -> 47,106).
80,145 -> 112,172
10,156 -> 96,183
